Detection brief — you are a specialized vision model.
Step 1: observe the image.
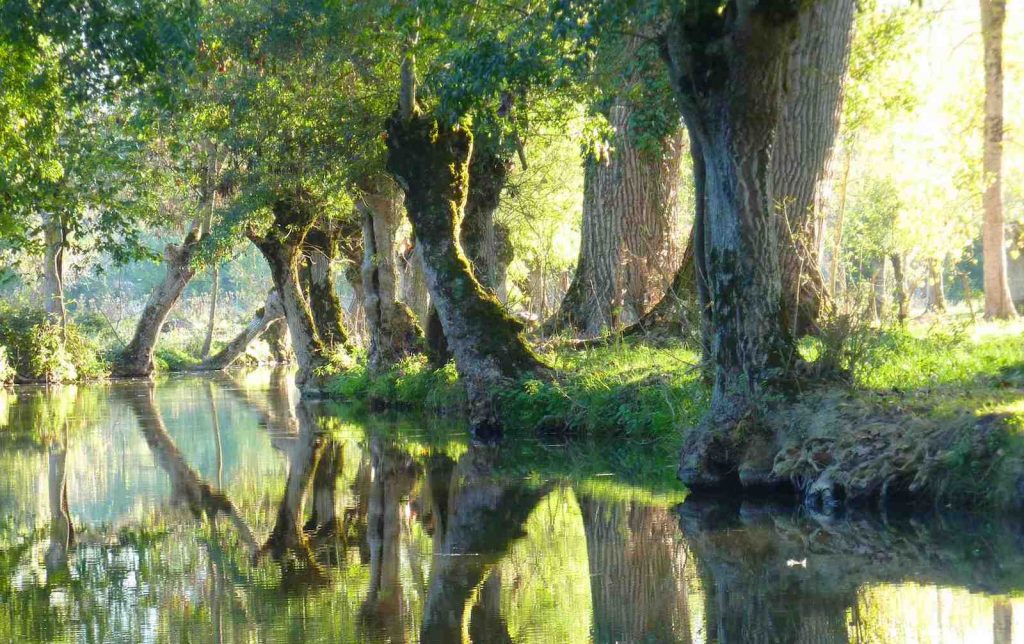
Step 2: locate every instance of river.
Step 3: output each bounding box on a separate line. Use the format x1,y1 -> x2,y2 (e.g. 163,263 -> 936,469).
0,370 -> 1021,642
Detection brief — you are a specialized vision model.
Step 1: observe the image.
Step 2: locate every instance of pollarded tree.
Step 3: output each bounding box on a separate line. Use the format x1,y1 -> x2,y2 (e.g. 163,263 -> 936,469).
658,2 -> 803,487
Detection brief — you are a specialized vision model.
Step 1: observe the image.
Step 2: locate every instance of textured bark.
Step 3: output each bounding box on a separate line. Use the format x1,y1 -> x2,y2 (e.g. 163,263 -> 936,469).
419,448 -> 552,642
250,198 -> 339,393
360,188 -> 423,375
980,0 -> 1018,319
774,0 -> 855,335
398,242 -> 430,325
423,304 -> 451,369
200,264 -> 220,359
547,103 -> 685,335
198,290 -> 285,371
41,211 -> 68,331
662,3 -> 800,488
263,318 -> 292,363
302,224 -> 351,352
45,446 -> 74,571
386,110 -> 547,436
113,225 -> 202,377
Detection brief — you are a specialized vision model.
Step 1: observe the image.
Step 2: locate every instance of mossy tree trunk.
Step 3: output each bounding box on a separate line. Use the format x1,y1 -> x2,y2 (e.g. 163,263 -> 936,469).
263,318 -> 292,363
662,2 -> 800,488
386,109 -> 547,436
301,223 -> 350,352
774,0 -> 855,336
250,197 -> 340,393
198,290 -> 285,371
360,186 -> 423,375
113,224 -> 203,377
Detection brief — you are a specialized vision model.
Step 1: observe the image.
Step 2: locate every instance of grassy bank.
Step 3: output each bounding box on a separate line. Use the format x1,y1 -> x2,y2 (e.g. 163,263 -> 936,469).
327,318 -> 1024,508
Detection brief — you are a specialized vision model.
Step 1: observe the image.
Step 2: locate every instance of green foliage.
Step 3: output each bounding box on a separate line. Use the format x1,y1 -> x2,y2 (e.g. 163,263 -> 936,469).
153,347 -> 200,373
0,347 -> 12,384
0,306 -> 106,382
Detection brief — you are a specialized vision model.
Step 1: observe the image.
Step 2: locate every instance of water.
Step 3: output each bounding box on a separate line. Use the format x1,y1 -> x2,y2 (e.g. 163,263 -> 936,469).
1,370 -> 1023,643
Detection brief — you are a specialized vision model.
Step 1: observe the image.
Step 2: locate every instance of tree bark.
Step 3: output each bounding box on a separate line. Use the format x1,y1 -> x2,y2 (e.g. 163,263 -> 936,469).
775,0 -> 856,335
112,224 -> 202,377
662,2 -> 800,489
263,318 -> 291,363
546,103 -> 685,336
980,0 -> 1018,319
41,211 -> 68,333
197,290 -> 285,371
250,198 -> 342,393
360,188 -> 423,375
386,109 -> 547,436
200,264 -> 220,359
302,223 -> 351,352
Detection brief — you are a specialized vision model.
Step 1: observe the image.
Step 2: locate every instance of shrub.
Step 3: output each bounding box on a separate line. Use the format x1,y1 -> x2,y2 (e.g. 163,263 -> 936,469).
0,306 -> 107,382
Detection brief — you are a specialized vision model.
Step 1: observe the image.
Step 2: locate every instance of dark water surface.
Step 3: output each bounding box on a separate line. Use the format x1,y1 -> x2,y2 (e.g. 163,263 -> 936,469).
1,371 -> 1022,643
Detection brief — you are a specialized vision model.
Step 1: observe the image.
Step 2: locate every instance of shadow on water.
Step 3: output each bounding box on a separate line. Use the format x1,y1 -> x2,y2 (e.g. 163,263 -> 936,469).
0,372 -> 1023,642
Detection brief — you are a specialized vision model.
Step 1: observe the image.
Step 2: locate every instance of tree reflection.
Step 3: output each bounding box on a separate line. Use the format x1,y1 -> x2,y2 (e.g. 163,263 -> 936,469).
420,447 -> 553,643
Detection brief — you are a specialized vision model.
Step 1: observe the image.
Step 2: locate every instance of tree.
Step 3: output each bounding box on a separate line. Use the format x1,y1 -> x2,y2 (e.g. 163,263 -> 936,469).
659,3 -> 803,488
775,0 -> 857,335
979,0 -> 1018,319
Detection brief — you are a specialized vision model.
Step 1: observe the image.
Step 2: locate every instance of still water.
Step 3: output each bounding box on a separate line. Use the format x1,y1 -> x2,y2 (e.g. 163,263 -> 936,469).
1,370 -> 1023,643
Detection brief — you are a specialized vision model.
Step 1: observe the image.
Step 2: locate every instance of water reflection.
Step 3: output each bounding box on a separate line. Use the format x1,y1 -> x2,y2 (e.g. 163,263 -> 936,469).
0,375 -> 1023,642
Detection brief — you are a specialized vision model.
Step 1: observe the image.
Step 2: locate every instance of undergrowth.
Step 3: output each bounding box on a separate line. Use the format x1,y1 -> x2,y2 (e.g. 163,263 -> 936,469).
0,305 -> 107,382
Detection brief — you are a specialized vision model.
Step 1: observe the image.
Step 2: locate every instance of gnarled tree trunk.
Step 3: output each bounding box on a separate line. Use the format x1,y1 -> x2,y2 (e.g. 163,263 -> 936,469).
113,225 -> 202,377
980,0 -> 1018,319
360,187 -> 423,375
662,2 -> 799,489
198,290 -> 285,371
250,198 -> 341,393
386,104 -> 547,436
302,224 -> 350,352
775,0 -> 856,335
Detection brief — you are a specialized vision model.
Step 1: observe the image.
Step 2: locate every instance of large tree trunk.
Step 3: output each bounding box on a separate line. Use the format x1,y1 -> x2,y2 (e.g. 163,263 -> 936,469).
386,106 -> 547,436
774,0 -> 856,335
41,211 -> 68,332
200,264 -> 220,359
197,290 -> 285,371
398,241 -> 431,325
263,318 -> 292,363
250,199 -> 341,393
980,0 -> 1018,319
360,187 -> 423,375
113,224 -> 202,377
546,102 -> 685,336
662,3 -> 799,489
302,224 -> 351,352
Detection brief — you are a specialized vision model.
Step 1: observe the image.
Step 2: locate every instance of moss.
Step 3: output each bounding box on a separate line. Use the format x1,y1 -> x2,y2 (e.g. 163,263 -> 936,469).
385,111 -> 544,378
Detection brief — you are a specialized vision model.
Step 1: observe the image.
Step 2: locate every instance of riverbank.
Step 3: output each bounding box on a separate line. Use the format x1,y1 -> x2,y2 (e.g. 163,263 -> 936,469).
328,318 -> 1024,509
